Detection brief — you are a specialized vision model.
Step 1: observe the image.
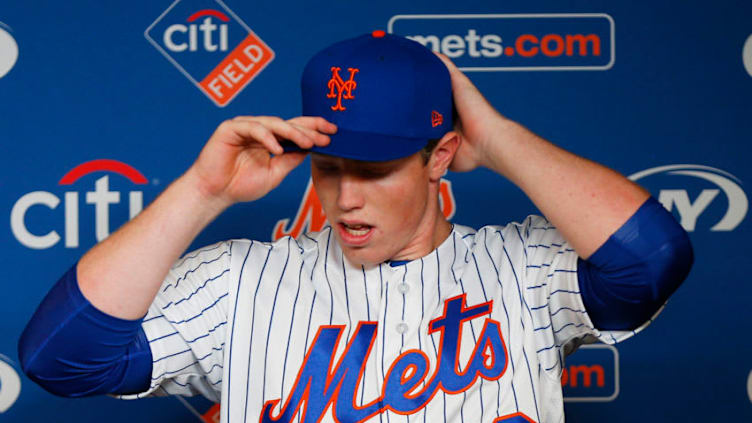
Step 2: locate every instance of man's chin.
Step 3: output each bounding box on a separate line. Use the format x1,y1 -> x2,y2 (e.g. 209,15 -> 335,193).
340,245 -> 388,268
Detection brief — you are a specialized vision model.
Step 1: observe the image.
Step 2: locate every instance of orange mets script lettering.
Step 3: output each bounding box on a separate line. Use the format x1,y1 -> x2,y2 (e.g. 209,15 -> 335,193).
273,180 -> 327,240
327,66 -> 359,111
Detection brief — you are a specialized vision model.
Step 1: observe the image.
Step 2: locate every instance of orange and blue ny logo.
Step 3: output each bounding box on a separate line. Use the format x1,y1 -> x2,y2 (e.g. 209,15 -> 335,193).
327,66 -> 359,111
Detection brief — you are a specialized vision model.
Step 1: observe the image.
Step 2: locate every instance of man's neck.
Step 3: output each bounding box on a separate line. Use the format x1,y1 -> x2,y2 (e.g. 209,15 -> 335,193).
389,209 -> 453,263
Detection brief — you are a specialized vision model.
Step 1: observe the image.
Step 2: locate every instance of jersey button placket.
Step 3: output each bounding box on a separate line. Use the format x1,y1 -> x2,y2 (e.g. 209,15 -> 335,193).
396,281 -> 411,337
374,264 -> 396,394
392,265 -> 414,356
379,265 -> 408,383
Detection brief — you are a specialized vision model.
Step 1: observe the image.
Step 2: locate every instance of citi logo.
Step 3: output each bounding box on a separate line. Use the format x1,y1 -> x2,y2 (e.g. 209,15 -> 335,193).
0,22 -> 18,78
0,355 -> 21,414
163,9 -> 229,53
10,160 -> 148,249
629,164 -> 748,232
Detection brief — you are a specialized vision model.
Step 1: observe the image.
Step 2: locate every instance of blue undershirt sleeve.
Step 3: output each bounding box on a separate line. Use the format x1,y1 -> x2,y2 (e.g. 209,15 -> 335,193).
17,264 -> 153,397
577,196 -> 694,331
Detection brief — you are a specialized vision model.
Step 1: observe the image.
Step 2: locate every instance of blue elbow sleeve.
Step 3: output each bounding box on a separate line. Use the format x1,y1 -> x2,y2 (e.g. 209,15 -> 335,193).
18,264 -> 153,397
578,197 -> 694,330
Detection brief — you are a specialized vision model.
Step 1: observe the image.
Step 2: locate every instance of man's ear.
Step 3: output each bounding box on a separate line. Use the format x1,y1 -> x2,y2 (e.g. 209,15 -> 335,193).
427,130 -> 461,182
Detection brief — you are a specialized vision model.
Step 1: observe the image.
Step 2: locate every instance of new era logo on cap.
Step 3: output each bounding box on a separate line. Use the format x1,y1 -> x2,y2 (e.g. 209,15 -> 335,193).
145,0 -> 274,107
432,111 -> 444,127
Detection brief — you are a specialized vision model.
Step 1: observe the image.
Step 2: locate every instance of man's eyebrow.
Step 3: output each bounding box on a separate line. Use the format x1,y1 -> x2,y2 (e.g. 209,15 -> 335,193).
361,161 -> 389,168
312,156 -> 336,164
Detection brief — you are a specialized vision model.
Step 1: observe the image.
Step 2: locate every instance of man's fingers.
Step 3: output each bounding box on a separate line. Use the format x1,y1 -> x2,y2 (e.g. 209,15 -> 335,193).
235,116 -> 317,150
433,51 -> 454,68
218,119 -> 284,155
433,51 -> 474,89
286,116 -> 337,147
434,51 -> 460,75
290,123 -> 331,147
288,116 -> 338,134
217,119 -> 284,154
269,151 -> 308,185
217,116 -> 336,155
287,116 -> 337,145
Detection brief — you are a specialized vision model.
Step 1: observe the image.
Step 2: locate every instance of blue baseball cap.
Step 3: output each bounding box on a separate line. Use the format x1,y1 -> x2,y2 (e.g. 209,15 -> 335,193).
293,31 -> 453,162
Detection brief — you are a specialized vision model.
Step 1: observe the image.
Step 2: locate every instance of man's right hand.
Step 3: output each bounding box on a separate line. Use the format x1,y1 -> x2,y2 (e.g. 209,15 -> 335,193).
187,116 -> 337,208
75,115 -> 335,319
20,116 -> 337,395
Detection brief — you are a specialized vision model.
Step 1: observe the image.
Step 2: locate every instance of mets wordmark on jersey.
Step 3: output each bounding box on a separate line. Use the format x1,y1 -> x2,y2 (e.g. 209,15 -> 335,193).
121,218 -> 645,423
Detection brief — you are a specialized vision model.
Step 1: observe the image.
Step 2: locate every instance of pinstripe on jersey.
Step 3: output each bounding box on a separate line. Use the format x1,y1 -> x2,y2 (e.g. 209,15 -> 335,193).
120,217 -> 653,423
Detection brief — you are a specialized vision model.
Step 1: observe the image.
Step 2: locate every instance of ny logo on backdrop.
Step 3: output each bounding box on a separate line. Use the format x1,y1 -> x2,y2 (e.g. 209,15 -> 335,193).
629,164 -> 748,232
145,0 -> 274,106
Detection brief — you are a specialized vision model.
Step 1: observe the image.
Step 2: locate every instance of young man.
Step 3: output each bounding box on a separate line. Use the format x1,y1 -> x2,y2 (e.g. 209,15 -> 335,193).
19,32 -> 692,423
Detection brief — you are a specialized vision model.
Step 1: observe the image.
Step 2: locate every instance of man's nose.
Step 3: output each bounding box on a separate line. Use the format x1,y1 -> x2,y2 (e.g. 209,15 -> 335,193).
336,174 -> 365,211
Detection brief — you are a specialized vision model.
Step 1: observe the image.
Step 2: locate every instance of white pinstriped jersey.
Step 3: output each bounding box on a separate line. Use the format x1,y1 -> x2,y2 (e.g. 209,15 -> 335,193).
121,217 -> 650,423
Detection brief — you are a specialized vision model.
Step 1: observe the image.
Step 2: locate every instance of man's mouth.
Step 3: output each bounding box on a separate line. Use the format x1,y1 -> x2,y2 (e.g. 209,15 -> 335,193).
342,222 -> 371,236
338,221 -> 374,245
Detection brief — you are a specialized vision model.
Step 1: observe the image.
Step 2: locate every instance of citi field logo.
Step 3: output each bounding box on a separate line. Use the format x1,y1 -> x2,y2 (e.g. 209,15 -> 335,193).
629,164 -> 748,232
561,344 -> 619,402
272,179 -> 456,241
10,160 -> 150,249
146,0 -> 274,106
0,355 -> 21,414
0,22 -> 18,78
388,14 -> 614,71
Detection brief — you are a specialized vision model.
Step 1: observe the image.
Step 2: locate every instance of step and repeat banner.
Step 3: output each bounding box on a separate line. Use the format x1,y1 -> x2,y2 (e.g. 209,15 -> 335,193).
1,0 -> 750,421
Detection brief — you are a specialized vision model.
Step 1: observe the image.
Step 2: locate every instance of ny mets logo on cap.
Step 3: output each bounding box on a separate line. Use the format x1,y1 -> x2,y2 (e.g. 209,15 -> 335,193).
145,0 -> 274,107
327,66 -> 359,111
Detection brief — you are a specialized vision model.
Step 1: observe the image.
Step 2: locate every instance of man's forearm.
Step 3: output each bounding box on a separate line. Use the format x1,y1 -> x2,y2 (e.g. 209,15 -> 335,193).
482,118 -> 650,259
77,169 -> 229,319
19,116 -> 332,397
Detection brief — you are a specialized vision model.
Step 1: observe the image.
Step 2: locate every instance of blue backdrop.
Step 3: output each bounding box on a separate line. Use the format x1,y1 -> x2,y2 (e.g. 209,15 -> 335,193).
1,0 -> 750,421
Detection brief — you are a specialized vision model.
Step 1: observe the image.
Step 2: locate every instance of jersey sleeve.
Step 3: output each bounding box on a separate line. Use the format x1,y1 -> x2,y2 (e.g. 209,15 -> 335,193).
518,215 -> 655,360
118,241 -> 233,402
